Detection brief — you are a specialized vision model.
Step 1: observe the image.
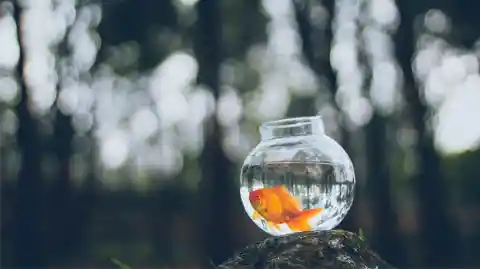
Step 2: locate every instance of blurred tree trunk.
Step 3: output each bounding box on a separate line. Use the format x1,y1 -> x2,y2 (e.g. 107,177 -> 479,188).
97,0 -> 179,263
194,0 -> 235,265
239,0 -> 266,56
292,0 -> 357,231
47,24 -> 76,265
355,2 -> 407,265
73,125 -> 99,259
436,0 -> 480,47
11,1 -> 46,267
96,0 -> 178,71
364,114 -> 407,265
288,0 -> 316,117
150,182 -> 177,265
394,1 -> 457,266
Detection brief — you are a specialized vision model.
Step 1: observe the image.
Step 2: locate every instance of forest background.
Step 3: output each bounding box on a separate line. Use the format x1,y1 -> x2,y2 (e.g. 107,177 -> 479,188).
1,0 -> 480,268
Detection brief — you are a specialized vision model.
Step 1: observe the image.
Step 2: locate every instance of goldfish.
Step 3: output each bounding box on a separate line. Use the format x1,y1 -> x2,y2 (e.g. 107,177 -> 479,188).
249,184 -> 323,232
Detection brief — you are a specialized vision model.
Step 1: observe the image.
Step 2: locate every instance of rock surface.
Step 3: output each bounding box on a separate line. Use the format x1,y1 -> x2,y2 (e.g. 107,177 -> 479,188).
218,230 -> 394,269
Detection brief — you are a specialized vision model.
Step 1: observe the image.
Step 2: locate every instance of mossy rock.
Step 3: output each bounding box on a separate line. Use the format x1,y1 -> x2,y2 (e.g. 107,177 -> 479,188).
218,230 -> 394,269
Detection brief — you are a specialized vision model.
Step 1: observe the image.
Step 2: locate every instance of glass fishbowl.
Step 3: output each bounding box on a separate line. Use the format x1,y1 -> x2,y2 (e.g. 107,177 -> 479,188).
240,116 -> 355,236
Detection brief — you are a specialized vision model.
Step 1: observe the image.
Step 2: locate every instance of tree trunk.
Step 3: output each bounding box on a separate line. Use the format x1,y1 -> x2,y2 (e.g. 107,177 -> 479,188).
394,1 -> 457,266
73,118 -> 99,262
11,1 -> 46,267
364,113 -> 407,265
354,3 -> 407,264
47,23 -> 76,265
150,183 -> 178,265
194,0 -> 235,265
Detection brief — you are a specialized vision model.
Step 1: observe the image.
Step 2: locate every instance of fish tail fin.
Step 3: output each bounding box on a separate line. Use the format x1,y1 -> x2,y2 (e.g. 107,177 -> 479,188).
300,208 -> 323,217
285,208 -> 323,232
285,217 -> 311,232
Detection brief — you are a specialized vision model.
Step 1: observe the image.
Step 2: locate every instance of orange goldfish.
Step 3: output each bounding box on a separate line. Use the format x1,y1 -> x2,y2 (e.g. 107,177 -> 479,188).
249,185 -> 323,232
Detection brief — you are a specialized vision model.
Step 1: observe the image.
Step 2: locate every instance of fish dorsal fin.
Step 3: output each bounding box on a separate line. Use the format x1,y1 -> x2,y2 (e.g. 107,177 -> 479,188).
273,185 -> 302,214
273,185 -> 291,197
274,184 -> 288,192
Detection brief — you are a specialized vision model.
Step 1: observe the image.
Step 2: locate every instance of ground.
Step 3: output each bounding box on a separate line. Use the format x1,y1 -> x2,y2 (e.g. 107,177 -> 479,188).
218,230 -> 395,269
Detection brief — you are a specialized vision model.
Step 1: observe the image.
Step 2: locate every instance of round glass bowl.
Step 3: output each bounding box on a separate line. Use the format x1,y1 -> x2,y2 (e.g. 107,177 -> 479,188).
240,116 -> 355,236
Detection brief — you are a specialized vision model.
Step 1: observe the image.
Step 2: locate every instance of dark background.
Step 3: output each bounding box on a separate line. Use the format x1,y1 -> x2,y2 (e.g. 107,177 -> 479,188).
1,0 -> 480,268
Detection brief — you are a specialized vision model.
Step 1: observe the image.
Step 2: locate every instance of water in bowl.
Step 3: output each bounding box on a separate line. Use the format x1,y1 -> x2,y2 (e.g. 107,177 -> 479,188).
240,161 -> 355,235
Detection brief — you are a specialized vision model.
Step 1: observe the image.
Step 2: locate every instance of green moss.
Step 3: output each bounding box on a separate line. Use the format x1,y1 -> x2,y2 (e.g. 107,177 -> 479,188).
358,228 -> 366,241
